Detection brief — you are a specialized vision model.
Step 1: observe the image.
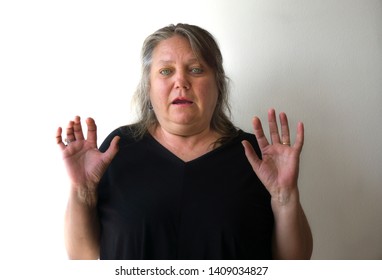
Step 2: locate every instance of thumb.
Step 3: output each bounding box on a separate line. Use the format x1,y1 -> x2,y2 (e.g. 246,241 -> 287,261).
103,136 -> 120,164
242,140 -> 261,172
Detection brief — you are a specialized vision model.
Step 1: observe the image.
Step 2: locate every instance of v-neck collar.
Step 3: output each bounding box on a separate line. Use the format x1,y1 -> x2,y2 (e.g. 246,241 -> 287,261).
145,131 -> 242,165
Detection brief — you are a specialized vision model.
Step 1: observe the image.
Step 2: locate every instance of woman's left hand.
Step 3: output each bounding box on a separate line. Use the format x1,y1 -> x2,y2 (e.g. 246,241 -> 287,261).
242,108 -> 304,205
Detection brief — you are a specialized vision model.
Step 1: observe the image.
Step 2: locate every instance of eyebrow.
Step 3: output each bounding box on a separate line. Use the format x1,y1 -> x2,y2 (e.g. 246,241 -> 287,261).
157,58 -> 200,65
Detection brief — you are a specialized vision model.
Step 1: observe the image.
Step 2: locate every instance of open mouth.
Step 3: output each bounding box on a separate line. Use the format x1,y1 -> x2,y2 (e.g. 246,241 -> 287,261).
172,98 -> 193,105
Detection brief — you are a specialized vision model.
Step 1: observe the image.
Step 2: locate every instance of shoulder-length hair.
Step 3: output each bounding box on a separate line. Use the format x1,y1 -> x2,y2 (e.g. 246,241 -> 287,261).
132,23 -> 238,144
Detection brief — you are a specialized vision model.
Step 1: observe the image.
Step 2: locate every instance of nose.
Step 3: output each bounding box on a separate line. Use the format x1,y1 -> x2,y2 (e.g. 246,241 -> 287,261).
174,70 -> 190,90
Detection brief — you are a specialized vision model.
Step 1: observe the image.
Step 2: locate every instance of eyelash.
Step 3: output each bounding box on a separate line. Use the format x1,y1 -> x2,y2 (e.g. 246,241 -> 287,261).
190,67 -> 203,74
159,67 -> 204,76
159,69 -> 172,76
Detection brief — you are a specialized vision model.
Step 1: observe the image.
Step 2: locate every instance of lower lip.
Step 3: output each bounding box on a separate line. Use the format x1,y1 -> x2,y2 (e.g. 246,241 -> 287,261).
172,102 -> 193,106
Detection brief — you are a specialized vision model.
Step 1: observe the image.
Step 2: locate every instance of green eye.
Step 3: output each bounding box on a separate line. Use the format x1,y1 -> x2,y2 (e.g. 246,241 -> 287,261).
160,69 -> 172,76
191,68 -> 203,74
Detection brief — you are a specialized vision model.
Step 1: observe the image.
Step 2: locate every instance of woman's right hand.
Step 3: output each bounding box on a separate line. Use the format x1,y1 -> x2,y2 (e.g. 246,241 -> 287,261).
56,116 -> 120,206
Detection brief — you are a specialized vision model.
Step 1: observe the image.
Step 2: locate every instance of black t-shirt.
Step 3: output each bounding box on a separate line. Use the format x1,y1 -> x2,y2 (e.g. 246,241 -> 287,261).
97,126 -> 274,259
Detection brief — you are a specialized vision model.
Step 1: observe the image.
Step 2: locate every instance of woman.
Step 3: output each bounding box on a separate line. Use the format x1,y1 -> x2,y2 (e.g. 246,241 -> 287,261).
56,23 -> 313,259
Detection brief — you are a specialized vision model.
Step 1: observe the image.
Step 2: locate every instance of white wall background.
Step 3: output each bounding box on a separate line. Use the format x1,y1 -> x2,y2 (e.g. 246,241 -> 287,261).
1,0 -> 381,260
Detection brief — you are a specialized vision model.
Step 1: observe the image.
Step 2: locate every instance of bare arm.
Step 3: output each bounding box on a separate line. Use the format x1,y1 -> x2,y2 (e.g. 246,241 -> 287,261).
56,117 -> 119,259
242,109 -> 313,259
271,190 -> 313,259
64,187 -> 100,259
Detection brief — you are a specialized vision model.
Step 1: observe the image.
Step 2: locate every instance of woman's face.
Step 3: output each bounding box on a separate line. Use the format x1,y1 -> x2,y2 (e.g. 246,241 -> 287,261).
149,35 -> 219,136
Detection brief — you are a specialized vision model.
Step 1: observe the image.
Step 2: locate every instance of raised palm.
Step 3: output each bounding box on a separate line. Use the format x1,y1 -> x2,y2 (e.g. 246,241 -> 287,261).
56,117 -> 119,204
242,109 -> 304,204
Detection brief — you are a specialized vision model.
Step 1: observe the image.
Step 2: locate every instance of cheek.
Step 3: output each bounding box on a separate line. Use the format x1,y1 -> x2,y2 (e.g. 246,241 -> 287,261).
150,80 -> 169,103
199,81 -> 219,106
151,77 -> 172,92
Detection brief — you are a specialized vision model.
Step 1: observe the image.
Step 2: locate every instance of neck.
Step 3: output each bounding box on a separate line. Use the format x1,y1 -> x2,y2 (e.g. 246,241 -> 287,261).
151,125 -> 221,162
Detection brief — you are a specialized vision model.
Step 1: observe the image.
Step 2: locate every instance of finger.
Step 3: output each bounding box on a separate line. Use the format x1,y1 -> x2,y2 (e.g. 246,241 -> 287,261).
252,116 -> 269,150
268,108 -> 280,144
242,140 -> 261,172
65,120 -> 75,142
56,127 -> 66,150
73,116 -> 85,141
279,112 -> 290,146
293,121 -> 304,152
86,117 -> 97,145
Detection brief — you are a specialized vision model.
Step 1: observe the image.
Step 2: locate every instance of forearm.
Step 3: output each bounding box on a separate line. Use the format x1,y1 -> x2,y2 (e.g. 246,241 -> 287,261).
271,189 -> 313,260
64,187 -> 100,260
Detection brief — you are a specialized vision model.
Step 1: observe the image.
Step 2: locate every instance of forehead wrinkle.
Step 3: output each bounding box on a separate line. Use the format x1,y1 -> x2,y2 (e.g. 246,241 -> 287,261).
157,58 -> 199,65
152,37 -> 204,67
